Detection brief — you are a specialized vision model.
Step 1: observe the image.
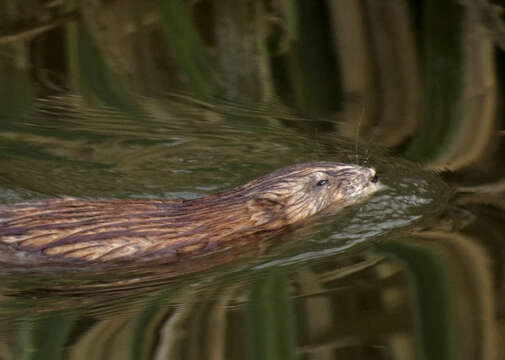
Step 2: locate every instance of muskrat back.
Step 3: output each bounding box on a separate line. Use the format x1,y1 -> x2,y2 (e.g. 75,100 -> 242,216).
0,162 -> 381,264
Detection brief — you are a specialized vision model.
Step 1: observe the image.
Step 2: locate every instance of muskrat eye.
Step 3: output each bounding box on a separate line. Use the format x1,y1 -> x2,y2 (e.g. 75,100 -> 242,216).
370,174 -> 378,183
316,179 -> 329,186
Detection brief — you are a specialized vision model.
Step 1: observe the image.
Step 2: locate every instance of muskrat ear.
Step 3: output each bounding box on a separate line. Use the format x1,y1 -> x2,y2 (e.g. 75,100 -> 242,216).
246,196 -> 284,225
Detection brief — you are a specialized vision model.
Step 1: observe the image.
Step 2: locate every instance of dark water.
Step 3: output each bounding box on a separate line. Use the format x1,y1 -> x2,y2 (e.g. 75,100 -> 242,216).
0,1 -> 504,359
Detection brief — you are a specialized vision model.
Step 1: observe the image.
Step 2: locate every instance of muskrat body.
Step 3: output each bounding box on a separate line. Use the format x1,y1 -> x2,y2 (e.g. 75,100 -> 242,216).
0,162 -> 380,264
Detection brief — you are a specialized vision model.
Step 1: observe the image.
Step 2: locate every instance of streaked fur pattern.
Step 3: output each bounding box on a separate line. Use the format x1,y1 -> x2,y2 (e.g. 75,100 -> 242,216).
0,162 -> 380,263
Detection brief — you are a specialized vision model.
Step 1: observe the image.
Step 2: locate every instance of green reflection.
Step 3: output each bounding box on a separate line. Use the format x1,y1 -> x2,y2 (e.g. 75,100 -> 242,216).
20,314 -> 75,360
247,271 -> 296,360
158,0 -> 214,98
379,241 -> 454,360
67,23 -> 145,117
405,0 -> 462,161
0,46 -> 33,122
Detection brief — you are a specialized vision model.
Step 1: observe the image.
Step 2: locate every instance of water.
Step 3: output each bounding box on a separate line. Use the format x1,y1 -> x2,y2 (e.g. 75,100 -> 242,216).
0,1 -> 503,359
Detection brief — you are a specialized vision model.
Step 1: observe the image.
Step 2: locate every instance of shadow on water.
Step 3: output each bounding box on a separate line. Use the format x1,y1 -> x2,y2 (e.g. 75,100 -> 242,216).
0,0 -> 505,359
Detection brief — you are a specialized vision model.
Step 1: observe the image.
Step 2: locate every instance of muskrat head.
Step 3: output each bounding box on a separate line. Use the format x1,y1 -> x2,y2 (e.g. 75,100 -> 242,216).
244,162 -> 381,225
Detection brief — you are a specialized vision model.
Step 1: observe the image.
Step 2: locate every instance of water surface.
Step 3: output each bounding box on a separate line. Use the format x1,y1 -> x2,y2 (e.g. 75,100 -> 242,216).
0,1 -> 503,359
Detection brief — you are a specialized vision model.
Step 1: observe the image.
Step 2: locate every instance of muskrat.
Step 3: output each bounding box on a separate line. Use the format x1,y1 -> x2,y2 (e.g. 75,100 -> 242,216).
0,162 -> 381,264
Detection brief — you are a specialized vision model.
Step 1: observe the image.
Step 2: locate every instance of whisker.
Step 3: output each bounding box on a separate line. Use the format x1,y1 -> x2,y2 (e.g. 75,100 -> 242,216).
355,106 -> 365,165
364,125 -> 379,165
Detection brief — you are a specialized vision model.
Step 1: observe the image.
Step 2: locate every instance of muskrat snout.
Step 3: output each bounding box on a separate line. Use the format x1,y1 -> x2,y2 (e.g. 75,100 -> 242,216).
332,165 -> 381,206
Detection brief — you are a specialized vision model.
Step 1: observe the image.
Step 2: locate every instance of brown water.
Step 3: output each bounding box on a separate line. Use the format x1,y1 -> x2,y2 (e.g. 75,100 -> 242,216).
0,1 -> 504,359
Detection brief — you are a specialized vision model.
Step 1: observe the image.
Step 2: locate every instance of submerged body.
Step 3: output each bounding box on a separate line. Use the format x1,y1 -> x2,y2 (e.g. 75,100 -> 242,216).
0,162 -> 381,264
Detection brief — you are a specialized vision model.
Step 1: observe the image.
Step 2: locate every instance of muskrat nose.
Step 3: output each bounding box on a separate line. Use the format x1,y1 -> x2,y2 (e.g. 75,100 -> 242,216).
370,174 -> 378,183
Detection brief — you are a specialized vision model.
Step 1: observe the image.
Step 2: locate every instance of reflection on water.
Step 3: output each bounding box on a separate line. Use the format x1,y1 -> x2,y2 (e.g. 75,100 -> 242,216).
0,0 -> 505,359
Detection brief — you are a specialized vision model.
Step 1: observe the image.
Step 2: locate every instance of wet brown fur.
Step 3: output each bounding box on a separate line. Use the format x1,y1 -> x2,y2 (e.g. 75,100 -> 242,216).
0,162 -> 378,264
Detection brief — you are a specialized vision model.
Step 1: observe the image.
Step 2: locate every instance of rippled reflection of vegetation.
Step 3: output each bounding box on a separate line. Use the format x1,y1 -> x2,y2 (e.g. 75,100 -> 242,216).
1,0 -> 505,359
